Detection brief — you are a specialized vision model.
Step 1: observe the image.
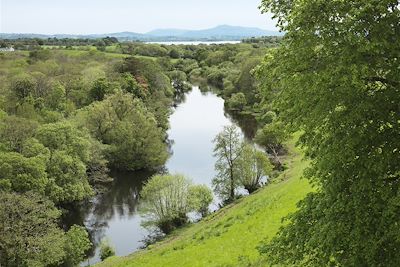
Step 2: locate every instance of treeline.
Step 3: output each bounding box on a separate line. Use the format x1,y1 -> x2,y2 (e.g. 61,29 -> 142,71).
0,36 -> 119,50
242,36 -> 282,46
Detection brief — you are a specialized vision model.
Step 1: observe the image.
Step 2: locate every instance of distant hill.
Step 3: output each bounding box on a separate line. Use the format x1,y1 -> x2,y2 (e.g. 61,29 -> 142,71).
146,25 -> 282,39
181,25 -> 281,38
0,25 -> 283,41
146,29 -> 189,37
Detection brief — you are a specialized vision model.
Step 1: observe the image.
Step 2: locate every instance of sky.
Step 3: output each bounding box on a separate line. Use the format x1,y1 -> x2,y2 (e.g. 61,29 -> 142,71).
0,0 -> 277,34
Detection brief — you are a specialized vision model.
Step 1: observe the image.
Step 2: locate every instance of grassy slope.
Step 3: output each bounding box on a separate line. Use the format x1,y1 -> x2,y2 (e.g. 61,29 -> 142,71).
96,140 -> 312,267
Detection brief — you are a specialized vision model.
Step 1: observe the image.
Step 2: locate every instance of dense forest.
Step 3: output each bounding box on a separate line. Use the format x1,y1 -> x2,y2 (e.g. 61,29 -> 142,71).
0,36 -> 283,266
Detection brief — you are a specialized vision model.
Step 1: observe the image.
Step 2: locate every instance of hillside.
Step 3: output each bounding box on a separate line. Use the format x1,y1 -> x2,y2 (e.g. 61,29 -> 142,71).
96,140 -> 312,267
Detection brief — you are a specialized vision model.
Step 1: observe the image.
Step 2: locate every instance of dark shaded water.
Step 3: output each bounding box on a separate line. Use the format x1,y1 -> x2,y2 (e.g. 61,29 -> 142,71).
68,87 -> 256,265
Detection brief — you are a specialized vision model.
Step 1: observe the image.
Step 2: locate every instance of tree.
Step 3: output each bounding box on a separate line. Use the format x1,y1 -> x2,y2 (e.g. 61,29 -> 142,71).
120,56 -> 172,96
64,225 -> 92,266
0,192 -> 65,267
188,185 -> 213,217
254,121 -> 288,170
258,0 -> 400,266
99,238 -> 115,261
212,125 -> 244,203
36,122 -> 94,203
120,73 -> 147,99
168,48 -> 181,59
234,57 -> 261,105
168,70 -> 190,92
0,152 -> 48,194
10,74 -> 37,100
46,150 -> 93,203
227,92 -> 247,111
0,115 -> 38,152
44,81 -> 66,111
89,77 -> 117,102
140,174 -> 192,233
237,144 -> 273,193
139,174 -> 211,234
78,92 -> 169,171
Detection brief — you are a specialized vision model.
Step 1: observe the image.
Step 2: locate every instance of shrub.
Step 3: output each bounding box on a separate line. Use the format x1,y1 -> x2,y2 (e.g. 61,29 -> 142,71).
99,238 -> 115,261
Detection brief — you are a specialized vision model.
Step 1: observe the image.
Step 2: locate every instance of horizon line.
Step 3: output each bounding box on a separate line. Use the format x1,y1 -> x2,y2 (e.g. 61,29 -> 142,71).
0,24 -> 280,36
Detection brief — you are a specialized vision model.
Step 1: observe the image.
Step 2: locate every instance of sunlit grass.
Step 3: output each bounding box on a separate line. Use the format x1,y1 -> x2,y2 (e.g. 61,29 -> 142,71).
96,140 -> 312,267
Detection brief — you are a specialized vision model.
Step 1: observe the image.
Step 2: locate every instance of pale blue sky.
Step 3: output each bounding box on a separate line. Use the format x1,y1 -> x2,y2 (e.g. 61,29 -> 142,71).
0,0 -> 276,34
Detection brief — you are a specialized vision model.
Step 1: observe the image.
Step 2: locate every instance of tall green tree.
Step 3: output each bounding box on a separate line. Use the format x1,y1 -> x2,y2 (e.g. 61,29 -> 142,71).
36,122 -> 94,203
0,193 -> 92,267
63,225 -> 92,266
0,115 -> 38,152
237,144 -> 273,193
78,92 -> 169,171
258,0 -> 400,266
212,125 -> 244,203
0,192 -> 66,267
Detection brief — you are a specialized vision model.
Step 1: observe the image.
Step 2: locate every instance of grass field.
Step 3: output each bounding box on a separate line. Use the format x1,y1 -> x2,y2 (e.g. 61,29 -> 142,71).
96,140 -> 313,267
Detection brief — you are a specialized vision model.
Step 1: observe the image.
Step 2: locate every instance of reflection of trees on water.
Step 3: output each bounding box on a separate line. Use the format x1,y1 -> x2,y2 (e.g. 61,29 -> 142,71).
195,83 -> 259,140
62,169 -> 154,260
224,108 -> 258,140
173,90 -> 187,106
60,85 -> 259,262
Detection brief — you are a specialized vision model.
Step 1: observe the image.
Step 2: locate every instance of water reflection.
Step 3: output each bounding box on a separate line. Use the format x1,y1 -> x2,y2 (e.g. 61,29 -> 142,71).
225,111 -> 258,140
65,170 -> 154,265
66,86 -> 257,265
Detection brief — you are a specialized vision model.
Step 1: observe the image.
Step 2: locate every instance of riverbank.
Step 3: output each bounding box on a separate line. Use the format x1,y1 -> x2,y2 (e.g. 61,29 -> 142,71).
95,138 -> 312,267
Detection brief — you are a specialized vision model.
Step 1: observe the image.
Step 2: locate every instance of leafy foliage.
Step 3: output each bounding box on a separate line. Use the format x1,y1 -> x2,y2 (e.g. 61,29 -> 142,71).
64,225 -> 92,266
0,151 -> 48,193
140,174 -> 213,234
78,91 -> 169,170
99,238 -> 116,261
188,185 -> 214,217
36,122 -> 94,203
140,174 -> 193,233
237,144 -> 273,193
0,192 -> 90,267
212,125 -> 244,203
258,0 -> 400,266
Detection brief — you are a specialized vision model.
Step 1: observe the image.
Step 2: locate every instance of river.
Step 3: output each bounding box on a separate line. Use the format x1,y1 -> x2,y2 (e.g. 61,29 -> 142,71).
71,86 -> 255,265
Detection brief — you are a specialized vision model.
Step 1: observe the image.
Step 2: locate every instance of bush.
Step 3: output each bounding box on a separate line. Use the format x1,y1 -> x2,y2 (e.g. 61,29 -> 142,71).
140,174 -> 213,233
64,225 -> 92,266
227,93 -> 247,111
99,238 -> 115,261
188,185 -> 213,217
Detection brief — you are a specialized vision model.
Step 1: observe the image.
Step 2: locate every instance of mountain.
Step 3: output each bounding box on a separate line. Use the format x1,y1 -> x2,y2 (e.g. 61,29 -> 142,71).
0,25 -> 283,41
146,29 -> 189,37
146,25 -> 282,40
85,32 -> 147,39
181,25 -> 281,38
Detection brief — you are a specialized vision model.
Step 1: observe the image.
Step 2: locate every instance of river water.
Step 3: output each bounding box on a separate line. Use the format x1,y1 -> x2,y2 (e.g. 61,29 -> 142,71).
73,86 -> 255,265
145,41 -> 241,45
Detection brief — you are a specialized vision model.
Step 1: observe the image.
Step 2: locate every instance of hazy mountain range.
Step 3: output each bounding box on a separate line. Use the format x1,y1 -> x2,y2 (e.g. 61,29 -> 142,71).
0,25 -> 283,41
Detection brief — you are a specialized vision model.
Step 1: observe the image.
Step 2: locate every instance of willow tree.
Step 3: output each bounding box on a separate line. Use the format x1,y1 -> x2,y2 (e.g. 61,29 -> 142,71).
258,0 -> 400,266
140,174 -> 193,234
